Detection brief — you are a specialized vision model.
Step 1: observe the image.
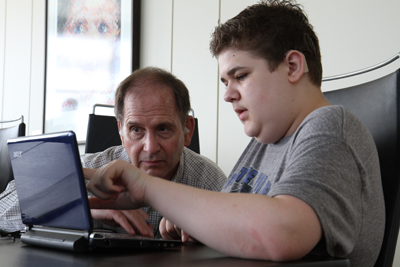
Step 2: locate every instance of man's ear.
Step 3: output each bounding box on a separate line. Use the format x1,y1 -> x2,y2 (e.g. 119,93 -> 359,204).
184,116 -> 195,147
285,50 -> 308,84
118,120 -> 125,148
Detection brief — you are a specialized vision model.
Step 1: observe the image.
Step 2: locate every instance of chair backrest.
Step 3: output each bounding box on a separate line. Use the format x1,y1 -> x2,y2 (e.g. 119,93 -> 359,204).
323,55 -> 400,267
0,116 -> 26,193
85,104 -> 121,154
188,108 -> 200,154
85,105 -> 200,154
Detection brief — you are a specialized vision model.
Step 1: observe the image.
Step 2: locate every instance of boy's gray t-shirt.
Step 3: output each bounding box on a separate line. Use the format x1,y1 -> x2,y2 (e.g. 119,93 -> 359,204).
221,105 -> 385,267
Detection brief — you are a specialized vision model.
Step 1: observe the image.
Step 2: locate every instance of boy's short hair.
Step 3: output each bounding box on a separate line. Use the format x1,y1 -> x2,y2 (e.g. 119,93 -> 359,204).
210,0 -> 322,87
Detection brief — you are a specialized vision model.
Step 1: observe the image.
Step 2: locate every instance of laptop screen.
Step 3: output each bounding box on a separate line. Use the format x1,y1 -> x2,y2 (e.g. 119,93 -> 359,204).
7,131 -> 92,231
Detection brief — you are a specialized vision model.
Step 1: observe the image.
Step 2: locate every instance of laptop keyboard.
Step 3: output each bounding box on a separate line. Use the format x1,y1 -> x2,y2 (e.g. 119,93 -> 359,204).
93,232 -> 158,240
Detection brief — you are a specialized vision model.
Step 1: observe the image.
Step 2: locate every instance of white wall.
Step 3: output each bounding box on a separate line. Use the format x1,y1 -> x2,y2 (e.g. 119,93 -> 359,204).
0,0 -> 45,135
1,0 -> 400,265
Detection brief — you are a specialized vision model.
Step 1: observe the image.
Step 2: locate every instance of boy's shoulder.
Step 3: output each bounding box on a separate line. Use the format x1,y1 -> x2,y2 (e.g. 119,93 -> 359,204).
297,105 -> 372,142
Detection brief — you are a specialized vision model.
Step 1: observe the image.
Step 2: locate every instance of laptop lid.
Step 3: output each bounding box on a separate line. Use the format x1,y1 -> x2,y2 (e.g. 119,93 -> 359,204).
7,131 -> 92,231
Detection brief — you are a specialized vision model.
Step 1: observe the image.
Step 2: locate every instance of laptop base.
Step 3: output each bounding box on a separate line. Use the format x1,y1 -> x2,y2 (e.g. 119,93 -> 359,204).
21,227 -> 89,252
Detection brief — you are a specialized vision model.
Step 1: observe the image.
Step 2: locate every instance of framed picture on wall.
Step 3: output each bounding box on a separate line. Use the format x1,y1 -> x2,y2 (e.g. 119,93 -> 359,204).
44,0 -> 140,142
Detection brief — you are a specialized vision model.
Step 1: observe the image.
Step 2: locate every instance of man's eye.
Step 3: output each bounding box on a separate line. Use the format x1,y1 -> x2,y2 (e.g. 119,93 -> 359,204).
159,126 -> 169,132
131,127 -> 141,133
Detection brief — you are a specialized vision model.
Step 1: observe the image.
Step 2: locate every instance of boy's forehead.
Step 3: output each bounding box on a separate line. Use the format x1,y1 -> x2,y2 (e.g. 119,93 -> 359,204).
218,48 -> 243,67
218,48 -> 263,62
218,48 -> 266,73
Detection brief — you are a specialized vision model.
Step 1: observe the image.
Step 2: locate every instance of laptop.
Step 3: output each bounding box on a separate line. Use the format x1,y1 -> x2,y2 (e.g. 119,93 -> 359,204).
7,131 -> 182,252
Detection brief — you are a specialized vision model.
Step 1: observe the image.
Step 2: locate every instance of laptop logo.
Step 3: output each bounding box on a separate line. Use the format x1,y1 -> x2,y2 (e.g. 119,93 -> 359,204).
13,151 -> 22,158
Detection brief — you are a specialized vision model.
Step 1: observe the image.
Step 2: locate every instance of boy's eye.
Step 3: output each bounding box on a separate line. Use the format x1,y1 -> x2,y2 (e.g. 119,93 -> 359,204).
236,74 -> 247,81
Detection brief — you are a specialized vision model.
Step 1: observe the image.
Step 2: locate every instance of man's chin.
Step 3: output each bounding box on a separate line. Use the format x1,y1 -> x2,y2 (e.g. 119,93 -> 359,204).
144,169 -> 168,179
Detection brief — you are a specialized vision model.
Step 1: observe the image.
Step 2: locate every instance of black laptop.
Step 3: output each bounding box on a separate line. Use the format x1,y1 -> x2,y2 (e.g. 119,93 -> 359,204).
7,131 -> 181,252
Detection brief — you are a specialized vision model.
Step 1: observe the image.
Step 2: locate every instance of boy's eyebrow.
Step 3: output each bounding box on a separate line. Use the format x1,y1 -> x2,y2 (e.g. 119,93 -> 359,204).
220,66 -> 246,83
227,66 -> 246,77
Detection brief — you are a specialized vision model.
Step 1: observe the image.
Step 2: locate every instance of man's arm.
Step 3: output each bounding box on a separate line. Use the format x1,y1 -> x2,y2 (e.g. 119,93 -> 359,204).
91,209 -> 153,237
85,160 -> 321,261
0,180 -> 25,232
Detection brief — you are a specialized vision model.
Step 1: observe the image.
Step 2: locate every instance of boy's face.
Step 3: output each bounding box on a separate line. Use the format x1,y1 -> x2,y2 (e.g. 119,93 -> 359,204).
218,48 -> 299,144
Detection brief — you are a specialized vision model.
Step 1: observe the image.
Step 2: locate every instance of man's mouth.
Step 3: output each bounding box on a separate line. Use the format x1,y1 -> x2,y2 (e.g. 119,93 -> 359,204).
141,160 -> 164,167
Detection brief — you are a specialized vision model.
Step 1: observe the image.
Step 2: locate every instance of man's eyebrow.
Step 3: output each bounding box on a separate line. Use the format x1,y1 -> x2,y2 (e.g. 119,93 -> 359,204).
125,120 -> 177,128
124,120 -> 141,127
156,121 -> 177,129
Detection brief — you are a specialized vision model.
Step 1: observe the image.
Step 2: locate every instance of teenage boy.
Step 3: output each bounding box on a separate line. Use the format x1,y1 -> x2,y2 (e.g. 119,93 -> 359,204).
84,1 -> 384,266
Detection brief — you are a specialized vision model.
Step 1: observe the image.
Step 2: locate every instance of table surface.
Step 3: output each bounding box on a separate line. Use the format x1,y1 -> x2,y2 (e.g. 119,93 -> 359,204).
0,237 -> 350,267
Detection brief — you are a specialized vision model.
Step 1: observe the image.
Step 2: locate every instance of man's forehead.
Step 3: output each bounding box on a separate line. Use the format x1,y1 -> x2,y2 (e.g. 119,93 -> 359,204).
126,83 -> 175,101
123,88 -> 180,123
123,102 -> 178,119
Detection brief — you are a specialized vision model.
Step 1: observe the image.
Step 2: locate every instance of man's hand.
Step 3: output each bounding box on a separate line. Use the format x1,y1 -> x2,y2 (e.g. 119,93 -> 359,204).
159,217 -> 195,242
91,209 -> 153,237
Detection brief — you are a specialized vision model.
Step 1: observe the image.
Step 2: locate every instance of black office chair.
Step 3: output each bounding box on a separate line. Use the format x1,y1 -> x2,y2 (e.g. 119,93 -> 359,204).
323,53 -> 400,267
188,108 -> 200,154
85,104 -> 200,154
85,104 -> 121,154
0,116 -> 26,193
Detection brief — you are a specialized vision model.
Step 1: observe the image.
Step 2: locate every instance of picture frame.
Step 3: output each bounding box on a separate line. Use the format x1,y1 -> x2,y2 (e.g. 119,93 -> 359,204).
43,0 -> 140,142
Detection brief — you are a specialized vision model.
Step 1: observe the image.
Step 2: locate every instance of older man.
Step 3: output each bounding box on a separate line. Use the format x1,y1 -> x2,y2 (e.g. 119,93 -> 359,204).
0,67 -> 227,237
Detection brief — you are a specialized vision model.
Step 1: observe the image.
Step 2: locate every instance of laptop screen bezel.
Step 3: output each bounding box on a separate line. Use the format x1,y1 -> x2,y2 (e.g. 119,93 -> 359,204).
8,131 -> 94,231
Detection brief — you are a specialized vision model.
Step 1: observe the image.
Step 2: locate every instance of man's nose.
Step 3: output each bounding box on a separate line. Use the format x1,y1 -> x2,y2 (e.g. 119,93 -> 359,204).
143,132 -> 161,154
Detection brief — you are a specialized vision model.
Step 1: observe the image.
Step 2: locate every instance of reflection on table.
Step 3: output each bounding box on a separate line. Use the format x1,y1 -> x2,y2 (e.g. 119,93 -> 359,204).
0,237 -> 350,267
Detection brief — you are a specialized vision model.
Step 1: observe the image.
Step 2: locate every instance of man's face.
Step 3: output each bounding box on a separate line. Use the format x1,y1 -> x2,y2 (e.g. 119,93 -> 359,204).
119,85 -> 186,180
218,48 -> 298,144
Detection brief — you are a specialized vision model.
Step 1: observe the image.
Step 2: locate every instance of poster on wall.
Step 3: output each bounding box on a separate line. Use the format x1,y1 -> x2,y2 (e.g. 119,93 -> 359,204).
44,0 -> 140,142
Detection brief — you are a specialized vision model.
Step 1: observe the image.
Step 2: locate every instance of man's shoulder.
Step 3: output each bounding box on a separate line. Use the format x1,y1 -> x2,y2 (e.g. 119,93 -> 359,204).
183,147 -> 217,166
81,145 -> 130,169
179,147 -> 227,190
182,147 -> 226,176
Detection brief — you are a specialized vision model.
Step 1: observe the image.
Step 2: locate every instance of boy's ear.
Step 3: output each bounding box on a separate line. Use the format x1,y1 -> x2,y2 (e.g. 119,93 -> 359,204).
285,50 -> 308,83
